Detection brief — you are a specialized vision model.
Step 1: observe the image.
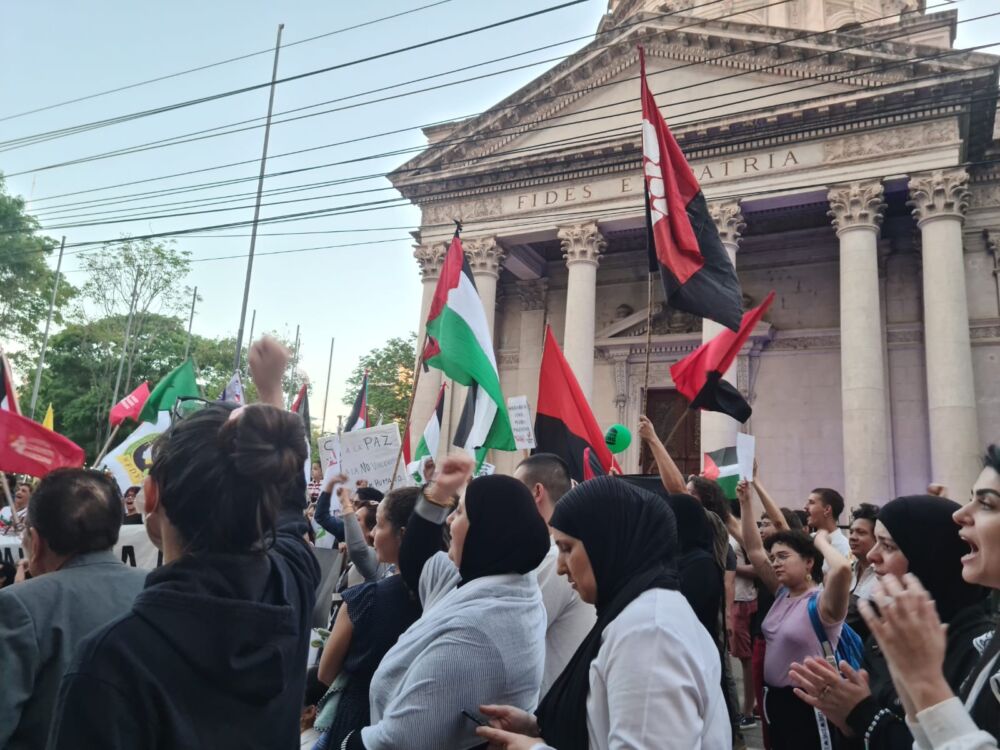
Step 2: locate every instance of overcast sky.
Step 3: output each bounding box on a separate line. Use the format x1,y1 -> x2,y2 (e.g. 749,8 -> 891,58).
1,0 -> 995,428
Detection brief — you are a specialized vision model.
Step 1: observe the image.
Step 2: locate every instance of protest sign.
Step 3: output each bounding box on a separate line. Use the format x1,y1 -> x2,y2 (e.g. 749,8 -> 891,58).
339,424 -> 411,493
506,396 -> 536,450
318,434 -> 341,475
736,433 -> 756,481
476,462 -> 496,477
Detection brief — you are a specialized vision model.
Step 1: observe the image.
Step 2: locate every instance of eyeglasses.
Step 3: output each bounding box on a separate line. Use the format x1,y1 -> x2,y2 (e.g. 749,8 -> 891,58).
171,396 -> 214,424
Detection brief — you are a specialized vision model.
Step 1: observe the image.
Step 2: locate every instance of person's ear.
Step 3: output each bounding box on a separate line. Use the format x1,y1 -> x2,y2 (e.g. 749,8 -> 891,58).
142,475 -> 160,516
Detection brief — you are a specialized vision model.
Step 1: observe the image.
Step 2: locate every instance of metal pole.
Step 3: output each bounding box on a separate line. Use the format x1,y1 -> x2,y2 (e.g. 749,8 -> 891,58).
233,23 -> 284,373
110,273 -> 141,418
388,335 -> 427,492
183,286 -> 198,361
242,308 -> 257,379
288,324 -> 300,408
29,236 -> 65,419
321,337 -> 335,433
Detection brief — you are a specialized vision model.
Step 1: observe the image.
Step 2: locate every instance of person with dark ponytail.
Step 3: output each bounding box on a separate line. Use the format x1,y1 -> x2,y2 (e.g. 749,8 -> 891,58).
47,337 -> 321,750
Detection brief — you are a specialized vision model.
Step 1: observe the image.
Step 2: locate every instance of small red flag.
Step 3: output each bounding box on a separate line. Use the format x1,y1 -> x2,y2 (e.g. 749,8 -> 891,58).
110,382 -> 151,426
0,410 -> 85,477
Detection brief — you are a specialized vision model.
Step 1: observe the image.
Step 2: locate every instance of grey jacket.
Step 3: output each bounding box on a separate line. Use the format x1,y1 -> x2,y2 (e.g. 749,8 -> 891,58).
0,549 -> 147,750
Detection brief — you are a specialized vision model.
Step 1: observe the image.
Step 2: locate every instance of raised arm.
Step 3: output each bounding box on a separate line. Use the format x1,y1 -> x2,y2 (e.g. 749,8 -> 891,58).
399,455 -> 473,596
342,493 -> 380,581
638,415 -> 686,493
752,459 -> 789,532
248,335 -> 288,410
313,477 -> 346,542
737,479 -> 779,594
814,530 -> 852,624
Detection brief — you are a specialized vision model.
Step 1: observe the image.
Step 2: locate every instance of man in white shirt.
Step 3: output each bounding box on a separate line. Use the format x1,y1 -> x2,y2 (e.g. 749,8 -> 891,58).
805,487 -> 851,569
515,453 -> 597,696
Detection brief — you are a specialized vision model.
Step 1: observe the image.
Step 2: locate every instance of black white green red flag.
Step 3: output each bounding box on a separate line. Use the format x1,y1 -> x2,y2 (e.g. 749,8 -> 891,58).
639,45 -> 743,331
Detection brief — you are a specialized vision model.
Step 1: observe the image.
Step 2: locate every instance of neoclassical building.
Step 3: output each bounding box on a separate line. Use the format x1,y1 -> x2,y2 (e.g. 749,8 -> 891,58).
390,0 -> 1000,506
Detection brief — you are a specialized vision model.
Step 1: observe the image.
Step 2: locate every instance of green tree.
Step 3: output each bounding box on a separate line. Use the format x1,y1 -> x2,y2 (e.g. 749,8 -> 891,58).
343,334 -> 416,427
36,314 -> 240,460
0,174 -> 75,372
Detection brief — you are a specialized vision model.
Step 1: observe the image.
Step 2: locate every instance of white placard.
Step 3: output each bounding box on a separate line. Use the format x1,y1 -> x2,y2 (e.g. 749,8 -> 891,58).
506,396 -> 536,450
318,434 -> 341,475
1,524 -> 161,569
476,462 -> 496,477
736,433 -> 756,481
339,424 -> 412,493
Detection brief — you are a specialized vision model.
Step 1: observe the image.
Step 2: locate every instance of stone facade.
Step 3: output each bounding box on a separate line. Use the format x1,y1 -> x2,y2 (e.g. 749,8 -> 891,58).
393,0 -> 1000,504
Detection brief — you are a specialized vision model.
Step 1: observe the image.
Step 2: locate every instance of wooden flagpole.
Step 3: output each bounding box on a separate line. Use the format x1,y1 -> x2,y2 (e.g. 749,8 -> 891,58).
94,424 -> 122,466
642,272 -> 654,416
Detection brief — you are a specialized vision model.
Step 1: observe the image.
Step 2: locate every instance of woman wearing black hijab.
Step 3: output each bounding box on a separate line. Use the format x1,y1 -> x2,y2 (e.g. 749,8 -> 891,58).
666,492 -> 725,643
476,477 -> 729,750
790,495 -> 990,749
346,455 -> 551,750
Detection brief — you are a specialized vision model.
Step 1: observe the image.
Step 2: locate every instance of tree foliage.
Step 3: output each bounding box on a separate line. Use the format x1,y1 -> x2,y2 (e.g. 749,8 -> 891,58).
343,334 -> 416,428
0,175 -> 75,371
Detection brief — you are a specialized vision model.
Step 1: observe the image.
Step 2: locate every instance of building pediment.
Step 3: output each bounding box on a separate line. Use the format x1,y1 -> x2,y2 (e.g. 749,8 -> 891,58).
390,9 -> 997,201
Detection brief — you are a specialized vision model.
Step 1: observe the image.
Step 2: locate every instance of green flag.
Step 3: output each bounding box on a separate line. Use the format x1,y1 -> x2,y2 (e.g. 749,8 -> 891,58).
139,360 -> 199,423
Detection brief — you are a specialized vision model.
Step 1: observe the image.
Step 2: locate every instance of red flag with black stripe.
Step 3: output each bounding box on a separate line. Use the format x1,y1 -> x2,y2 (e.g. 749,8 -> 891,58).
639,46 -> 743,331
534,326 -> 616,483
670,291 -> 775,422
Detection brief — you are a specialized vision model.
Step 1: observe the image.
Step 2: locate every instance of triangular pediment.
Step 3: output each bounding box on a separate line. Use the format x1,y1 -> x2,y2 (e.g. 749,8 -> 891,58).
390,10 -> 995,192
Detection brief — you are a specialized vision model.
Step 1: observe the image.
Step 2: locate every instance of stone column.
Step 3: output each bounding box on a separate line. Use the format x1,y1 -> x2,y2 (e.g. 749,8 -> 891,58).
908,169 -> 981,494
558,222 -> 606,401
517,279 -> 548,408
700,200 -> 745,455
412,243 -> 446,458
828,180 -> 891,504
464,236 -> 505,336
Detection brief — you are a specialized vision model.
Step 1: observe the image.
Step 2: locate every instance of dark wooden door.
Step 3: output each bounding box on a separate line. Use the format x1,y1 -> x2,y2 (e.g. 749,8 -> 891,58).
640,389 -> 700,478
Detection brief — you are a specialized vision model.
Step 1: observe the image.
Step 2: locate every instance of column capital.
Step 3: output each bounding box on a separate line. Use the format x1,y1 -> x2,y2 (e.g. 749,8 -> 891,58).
516,278 -> 548,311
908,168 -> 970,226
707,199 -> 746,246
463,236 -> 506,280
828,180 -> 886,235
413,243 -> 447,281
558,221 -> 606,266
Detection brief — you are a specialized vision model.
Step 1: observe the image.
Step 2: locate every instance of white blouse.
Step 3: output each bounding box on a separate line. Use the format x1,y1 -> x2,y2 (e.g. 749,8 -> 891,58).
533,588 -> 730,750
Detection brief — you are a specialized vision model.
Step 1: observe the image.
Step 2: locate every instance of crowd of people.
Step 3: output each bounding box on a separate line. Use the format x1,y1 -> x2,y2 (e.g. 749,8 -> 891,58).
0,334 -> 996,750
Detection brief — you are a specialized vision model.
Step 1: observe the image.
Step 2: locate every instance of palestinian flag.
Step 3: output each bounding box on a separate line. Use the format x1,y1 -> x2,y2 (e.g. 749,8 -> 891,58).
413,382 -> 444,463
423,233 -> 514,457
670,292 -> 775,422
291,383 -> 311,432
639,46 -> 743,332
703,446 -> 739,500
0,352 -> 20,414
345,371 -> 368,432
534,326 -> 615,483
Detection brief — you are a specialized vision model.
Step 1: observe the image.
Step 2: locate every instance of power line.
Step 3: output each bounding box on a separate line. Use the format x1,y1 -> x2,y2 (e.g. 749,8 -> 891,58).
26,0 -> 973,216
31,38 -> 999,226
0,0 -> 458,125
0,0 -> 591,156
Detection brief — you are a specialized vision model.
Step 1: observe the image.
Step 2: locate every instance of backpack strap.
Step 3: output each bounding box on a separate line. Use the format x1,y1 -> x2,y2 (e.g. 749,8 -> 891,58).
807,591 -> 837,666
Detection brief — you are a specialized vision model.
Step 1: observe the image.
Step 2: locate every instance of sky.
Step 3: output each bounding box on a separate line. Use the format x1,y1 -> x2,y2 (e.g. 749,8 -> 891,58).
1,0 -> 997,429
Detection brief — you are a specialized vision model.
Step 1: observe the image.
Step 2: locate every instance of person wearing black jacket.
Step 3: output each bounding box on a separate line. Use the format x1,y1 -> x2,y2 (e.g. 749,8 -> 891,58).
789,494 -> 989,749
46,336 -> 321,750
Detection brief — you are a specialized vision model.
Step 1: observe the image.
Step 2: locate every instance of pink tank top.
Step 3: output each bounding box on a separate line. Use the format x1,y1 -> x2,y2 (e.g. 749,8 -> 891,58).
761,587 -> 843,687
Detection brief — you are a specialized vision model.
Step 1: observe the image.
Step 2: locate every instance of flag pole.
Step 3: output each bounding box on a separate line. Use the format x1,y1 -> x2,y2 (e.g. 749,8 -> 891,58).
183,286 -> 198,361
94,423 -> 122,466
0,473 -> 19,532
663,406 -> 691,447
388,335 -> 427,492
288,324 -> 300,409
321,337 -> 335,434
110,273 -> 141,428
233,23 -> 284,374
243,308 -> 257,379
642,272 -> 654,416
29,235 -> 65,420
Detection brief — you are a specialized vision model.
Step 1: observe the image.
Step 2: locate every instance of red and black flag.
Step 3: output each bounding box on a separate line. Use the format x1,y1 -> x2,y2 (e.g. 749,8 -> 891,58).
670,291 -> 775,422
639,46 -> 743,332
290,383 -> 311,433
534,326 -> 616,483
345,371 -> 368,432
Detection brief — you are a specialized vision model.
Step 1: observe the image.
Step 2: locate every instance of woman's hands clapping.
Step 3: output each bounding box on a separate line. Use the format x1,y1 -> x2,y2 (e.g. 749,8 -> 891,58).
476,704 -> 541,750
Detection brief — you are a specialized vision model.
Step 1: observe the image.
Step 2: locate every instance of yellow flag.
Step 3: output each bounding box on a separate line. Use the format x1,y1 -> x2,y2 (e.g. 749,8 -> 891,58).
42,403 -> 54,430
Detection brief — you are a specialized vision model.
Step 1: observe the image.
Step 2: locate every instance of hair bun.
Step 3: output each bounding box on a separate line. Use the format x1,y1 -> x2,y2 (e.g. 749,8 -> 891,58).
221,405 -> 307,484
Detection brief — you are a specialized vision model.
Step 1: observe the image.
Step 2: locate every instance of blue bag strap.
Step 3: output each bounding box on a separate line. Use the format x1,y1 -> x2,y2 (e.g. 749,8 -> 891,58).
807,591 -> 837,665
